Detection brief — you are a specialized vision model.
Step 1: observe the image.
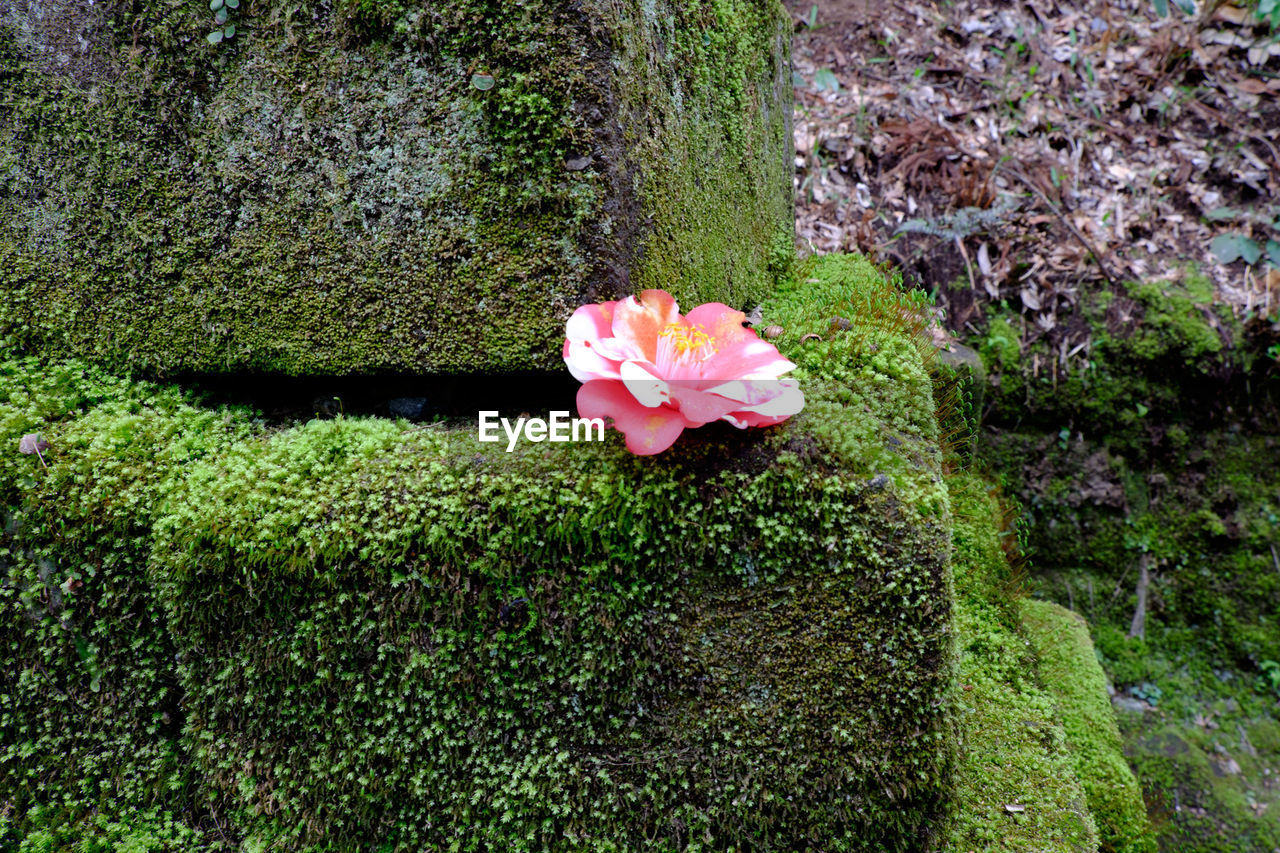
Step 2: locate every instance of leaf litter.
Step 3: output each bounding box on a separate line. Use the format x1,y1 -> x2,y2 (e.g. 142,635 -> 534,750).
788,0 -> 1280,369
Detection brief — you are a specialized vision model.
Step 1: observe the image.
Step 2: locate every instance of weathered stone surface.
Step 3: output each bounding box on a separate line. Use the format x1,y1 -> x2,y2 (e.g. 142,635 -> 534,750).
0,0 -> 793,376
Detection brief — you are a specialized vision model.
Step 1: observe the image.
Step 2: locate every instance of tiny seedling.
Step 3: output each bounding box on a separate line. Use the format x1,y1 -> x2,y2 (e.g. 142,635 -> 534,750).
812,67 -> 840,94
1207,206 -> 1280,269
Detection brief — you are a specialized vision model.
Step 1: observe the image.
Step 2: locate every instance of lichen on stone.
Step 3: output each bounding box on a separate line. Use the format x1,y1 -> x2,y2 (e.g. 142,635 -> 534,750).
0,0 -> 792,377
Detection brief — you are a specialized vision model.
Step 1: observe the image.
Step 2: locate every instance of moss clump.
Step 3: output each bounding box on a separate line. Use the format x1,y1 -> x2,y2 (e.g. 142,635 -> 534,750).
981,422 -> 1280,852
1,803 -> 203,853
1022,599 -> 1153,853
975,271 -> 1248,444
2,254 -> 955,850
0,0 -> 792,376
1117,717 -> 1280,853
0,358 -> 252,848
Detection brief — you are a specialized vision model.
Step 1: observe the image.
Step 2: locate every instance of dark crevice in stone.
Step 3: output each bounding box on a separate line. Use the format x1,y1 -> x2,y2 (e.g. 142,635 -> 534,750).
181,370 -> 582,424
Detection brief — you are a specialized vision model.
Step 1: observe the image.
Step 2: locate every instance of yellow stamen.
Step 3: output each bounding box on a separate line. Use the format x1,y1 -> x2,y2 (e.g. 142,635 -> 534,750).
659,323 -> 717,357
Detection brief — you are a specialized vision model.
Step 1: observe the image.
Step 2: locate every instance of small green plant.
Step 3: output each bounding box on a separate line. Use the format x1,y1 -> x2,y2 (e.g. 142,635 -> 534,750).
1131,681 -> 1164,705
1258,0 -> 1280,27
207,0 -> 238,44
1151,0 -> 1196,17
895,196 -> 1020,241
1207,205 -> 1280,268
812,67 -> 840,93
1259,660 -> 1280,695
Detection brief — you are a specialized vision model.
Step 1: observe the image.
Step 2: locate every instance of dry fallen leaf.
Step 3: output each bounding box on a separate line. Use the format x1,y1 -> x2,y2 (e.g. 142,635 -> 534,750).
1234,78 -> 1270,96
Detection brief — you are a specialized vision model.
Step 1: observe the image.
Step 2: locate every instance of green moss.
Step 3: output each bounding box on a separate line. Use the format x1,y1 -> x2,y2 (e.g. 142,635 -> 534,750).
0,359 -> 252,849
1,803 -> 202,853
988,428 -> 1280,681
1022,599 -> 1154,853
945,471 -> 1101,853
1119,276 -> 1224,366
0,0 -> 791,376
1118,717 -> 1280,853
973,270 -> 1250,442
982,315 -> 1022,375
970,257 -> 1280,852
2,254 -> 954,850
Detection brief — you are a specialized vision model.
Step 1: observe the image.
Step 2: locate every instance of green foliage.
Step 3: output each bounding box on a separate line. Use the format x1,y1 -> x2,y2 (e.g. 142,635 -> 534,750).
1119,714 -> 1280,853
1260,0 -> 1280,27
1151,0 -> 1196,18
1258,660 -> 1280,695
946,472 -> 1104,853
973,259 -> 1280,851
894,196 -> 1020,242
3,803 -> 201,853
335,0 -> 411,41
206,0 -> 239,45
974,270 -> 1250,443
0,359 -> 252,849
485,72 -> 570,192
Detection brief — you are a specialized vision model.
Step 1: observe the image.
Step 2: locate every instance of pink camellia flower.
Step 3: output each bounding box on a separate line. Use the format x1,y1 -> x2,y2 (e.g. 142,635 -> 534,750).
562,289 -> 804,455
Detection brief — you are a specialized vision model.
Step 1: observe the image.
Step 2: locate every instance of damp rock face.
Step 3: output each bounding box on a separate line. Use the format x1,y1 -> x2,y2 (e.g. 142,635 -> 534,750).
0,0 -> 792,376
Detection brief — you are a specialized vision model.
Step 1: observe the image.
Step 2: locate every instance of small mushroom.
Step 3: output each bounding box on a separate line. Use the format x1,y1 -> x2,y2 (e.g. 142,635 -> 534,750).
762,325 -> 785,339
829,316 -> 852,331
799,333 -> 823,344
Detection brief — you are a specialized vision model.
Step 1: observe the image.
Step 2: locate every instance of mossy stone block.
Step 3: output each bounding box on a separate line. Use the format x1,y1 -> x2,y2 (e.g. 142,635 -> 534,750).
0,0 -> 792,376
0,359 -> 250,839
2,255 -> 956,850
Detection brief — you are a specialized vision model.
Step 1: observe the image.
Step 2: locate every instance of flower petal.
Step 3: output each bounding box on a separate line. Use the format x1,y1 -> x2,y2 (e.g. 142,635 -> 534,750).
668,384 -> 744,425
612,290 -> 681,362
705,378 -> 796,405
702,338 -> 797,381
563,338 -> 622,382
565,302 -> 615,342
722,380 -> 805,427
684,302 -> 751,348
620,360 -> 671,408
577,380 -> 687,455
592,337 -> 644,362
564,301 -> 629,381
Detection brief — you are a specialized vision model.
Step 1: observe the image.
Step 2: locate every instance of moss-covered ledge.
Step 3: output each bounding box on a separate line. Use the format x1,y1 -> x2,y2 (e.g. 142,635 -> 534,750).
2,255 -> 957,850
945,471 -> 1153,853
1022,599 -> 1153,853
